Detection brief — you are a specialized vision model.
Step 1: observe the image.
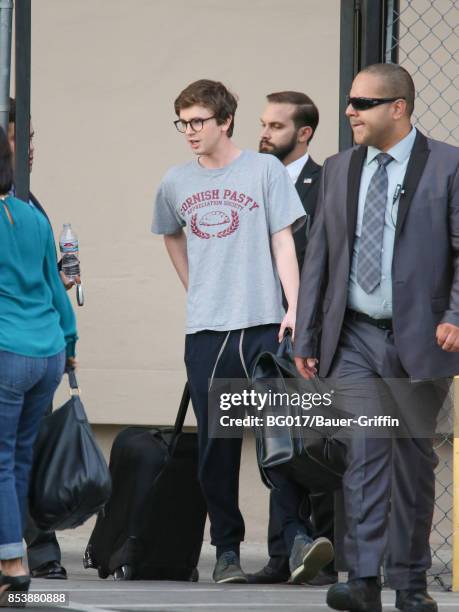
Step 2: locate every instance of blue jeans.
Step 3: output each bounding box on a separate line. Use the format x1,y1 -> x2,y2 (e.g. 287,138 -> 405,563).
0,350 -> 65,560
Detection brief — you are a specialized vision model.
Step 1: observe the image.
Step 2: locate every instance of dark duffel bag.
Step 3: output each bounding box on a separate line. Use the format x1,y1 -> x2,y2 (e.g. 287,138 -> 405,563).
29,369 -> 112,531
83,383 -> 207,581
252,332 -> 347,492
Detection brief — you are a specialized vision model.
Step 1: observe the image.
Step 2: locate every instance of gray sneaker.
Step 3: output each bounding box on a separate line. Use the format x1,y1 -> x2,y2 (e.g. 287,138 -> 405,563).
212,551 -> 248,584
289,535 -> 334,584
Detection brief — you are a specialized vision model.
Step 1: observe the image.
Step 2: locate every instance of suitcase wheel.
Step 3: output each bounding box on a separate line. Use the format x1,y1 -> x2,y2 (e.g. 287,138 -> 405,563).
83,546 -> 96,569
97,567 -> 110,579
189,568 -> 199,582
113,565 -> 133,581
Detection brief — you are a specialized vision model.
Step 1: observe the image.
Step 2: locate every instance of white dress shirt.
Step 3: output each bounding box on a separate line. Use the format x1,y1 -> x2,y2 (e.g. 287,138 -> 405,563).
347,126 -> 417,318
286,152 -> 309,184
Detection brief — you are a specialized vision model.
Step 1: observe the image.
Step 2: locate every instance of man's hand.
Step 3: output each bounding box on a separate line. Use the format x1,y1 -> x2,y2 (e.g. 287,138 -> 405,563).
436,322 -> 459,352
278,307 -> 296,342
60,271 -> 81,291
294,356 -> 318,380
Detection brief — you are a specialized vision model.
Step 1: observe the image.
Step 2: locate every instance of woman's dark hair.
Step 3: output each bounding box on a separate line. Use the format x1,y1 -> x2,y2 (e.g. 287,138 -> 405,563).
0,126 -> 13,195
8,97 -> 16,124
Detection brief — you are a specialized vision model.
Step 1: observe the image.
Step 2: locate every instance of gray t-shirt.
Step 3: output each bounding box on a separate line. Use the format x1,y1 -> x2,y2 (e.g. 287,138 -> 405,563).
152,150 -> 305,334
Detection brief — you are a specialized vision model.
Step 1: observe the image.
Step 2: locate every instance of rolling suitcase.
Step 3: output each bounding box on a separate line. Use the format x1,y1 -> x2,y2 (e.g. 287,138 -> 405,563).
83,383 -> 207,581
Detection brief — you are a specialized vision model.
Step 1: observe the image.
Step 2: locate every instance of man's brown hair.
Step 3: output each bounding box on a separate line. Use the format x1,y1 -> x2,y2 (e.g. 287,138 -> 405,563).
174,80 -> 238,137
359,63 -> 415,116
266,91 -> 319,143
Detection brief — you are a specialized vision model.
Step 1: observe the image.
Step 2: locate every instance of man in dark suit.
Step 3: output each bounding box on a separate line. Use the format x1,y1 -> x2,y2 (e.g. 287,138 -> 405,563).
249,91 -> 337,586
7,98 -> 75,580
294,63 -> 459,612
259,91 -> 321,269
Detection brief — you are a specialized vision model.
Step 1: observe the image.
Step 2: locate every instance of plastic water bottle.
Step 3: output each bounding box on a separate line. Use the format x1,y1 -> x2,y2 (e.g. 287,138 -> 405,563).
59,223 -> 80,280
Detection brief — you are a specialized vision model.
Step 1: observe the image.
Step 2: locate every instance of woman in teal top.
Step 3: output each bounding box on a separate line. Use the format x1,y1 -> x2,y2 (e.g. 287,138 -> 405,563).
0,126 -> 77,596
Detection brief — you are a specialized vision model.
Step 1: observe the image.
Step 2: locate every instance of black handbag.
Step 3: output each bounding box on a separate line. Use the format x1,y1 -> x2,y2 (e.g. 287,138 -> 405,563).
251,332 -> 347,491
29,369 -> 112,531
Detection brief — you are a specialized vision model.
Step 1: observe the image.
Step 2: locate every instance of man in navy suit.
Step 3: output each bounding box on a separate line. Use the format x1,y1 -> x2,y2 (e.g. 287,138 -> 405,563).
249,92 -> 337,586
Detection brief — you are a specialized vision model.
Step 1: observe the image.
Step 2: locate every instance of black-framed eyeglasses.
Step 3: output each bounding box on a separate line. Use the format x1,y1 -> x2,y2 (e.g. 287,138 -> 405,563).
347,96 -> 406,111
173,116 -> 216,133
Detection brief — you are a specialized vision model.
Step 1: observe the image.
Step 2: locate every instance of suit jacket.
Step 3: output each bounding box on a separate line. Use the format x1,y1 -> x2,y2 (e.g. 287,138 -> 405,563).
294,130 -> 459,379
293,156 -> 322,271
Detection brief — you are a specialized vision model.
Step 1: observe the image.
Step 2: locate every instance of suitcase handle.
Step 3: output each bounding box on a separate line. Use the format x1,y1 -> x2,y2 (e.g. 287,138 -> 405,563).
172,382 -> 191,442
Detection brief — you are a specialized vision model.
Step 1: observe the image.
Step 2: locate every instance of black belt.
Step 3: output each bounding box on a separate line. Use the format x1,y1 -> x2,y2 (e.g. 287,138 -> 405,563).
346,309 -> 393,331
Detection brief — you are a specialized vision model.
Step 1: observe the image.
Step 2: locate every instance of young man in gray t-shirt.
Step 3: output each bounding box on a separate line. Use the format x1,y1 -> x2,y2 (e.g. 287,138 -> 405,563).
152,79 -> 329,584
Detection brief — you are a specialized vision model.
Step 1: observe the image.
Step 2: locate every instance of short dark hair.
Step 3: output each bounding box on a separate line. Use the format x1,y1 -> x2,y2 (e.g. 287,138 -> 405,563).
8,97 -> 15,124
266,91 -> 319,143
0,126 -> 13,195
174,79 -> 238,137
359,63 -> 415,116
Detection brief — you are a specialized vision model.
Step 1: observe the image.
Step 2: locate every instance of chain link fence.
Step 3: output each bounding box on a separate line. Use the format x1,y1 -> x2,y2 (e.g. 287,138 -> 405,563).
386,0 -> 459,589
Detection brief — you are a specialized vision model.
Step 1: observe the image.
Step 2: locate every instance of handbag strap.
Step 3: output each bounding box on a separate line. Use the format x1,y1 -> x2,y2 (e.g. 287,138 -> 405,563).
67,368 -> 80,395
172,382 -> 191,439
276,328 -> 293,358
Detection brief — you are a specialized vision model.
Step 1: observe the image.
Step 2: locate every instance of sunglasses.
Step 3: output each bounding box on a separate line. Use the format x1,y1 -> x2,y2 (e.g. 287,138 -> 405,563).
347,96 -> 406,111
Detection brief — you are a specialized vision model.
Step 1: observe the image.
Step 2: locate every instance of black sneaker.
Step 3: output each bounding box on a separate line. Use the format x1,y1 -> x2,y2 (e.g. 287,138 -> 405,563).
212,551 -> 248,584
289,535 -> 334,584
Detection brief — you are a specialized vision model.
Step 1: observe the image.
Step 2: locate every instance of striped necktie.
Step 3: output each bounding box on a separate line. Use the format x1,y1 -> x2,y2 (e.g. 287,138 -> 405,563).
357,152 -> 394,294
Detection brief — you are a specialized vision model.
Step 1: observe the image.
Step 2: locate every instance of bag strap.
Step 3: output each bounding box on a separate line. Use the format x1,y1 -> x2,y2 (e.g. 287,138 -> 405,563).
67,368 -> 80,395
172,382 -> 191,439
276,328 -> 294,358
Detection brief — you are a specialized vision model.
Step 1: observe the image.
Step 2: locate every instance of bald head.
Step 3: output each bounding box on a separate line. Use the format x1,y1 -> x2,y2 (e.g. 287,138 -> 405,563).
359,63 -> 415,116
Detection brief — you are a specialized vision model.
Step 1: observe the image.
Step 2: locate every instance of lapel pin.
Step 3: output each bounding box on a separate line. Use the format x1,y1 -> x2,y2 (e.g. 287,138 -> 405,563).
303,178 -> 313,184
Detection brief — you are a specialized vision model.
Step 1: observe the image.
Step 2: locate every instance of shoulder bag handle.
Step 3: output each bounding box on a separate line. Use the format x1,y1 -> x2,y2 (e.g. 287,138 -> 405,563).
172,382 -> 191,439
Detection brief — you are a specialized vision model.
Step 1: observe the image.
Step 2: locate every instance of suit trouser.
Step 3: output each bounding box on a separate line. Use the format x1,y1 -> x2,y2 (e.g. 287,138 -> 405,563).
24,516 -> 61,570
185,324 -> 279,548
267,488 -> 310,561
24,403 -> 61,570
267,484 -> 335,568
265,469 -> 312,557
329,315 -> 449,589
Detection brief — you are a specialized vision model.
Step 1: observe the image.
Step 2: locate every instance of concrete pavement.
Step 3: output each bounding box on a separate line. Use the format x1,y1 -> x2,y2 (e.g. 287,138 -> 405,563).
21,518 -> 459,612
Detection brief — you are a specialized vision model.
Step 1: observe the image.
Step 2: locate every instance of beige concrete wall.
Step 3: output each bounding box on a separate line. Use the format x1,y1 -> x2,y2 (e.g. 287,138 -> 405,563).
29,0 -> 340,424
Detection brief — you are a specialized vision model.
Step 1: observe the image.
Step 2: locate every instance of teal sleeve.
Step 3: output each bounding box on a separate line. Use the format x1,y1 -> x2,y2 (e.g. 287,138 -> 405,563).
43,224 -> 78,357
